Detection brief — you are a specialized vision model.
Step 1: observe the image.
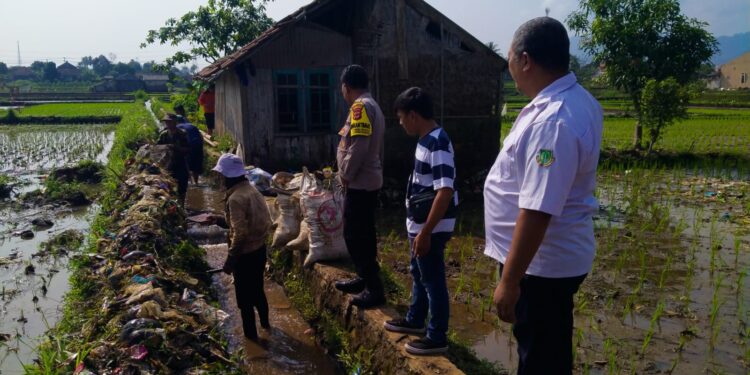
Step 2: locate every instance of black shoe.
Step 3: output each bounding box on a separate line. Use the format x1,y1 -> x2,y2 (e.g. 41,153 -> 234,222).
244,332 -> 259,342
405,337 -> 448,355
384,318 -> 425,335
335,277 -> 366,294
351,290 -> 385,308
260,318 -> 271,330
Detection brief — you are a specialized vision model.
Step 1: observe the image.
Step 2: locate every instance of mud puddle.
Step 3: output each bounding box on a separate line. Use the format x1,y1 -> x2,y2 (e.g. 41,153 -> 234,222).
186,182 -> 340,375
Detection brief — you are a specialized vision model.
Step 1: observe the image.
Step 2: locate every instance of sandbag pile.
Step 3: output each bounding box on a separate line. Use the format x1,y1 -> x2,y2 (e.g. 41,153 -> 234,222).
269,169 -> 349,268
63,145 -> 238,375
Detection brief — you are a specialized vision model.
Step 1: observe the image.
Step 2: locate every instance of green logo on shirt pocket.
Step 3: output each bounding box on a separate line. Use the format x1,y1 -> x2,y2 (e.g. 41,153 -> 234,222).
536,149 -> 555,167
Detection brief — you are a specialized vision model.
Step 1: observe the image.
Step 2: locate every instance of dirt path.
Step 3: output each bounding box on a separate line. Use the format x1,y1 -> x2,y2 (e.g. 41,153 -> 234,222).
185,181 -> 339,375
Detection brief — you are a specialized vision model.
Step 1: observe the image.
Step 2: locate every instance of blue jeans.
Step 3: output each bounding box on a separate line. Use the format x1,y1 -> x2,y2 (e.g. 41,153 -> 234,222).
406,232 -> 451,344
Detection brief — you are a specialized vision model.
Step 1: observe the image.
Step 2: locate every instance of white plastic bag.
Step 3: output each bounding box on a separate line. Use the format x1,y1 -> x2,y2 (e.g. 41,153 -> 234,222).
300,170 -> 348,267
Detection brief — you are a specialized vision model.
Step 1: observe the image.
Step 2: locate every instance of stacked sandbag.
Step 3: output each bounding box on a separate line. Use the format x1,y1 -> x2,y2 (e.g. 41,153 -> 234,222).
299,169 -> 348,267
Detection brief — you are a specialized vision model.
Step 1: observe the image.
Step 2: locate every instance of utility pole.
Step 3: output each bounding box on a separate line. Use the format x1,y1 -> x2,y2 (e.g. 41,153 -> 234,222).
17,41 -> 21,66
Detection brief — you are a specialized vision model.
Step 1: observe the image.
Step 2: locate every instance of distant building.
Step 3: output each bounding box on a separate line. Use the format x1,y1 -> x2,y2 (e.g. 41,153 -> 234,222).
56,62 -> 80,81
93,74 -> 144,93
8,66 -> 35,80
715,51 -> 750,89
92,73 -> 170,93
705,71 -> 721,90
138,73 -> 170,92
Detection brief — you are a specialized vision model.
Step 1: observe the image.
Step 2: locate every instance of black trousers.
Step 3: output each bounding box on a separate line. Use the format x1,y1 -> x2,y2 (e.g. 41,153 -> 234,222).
233,246 -> 269,340
343,188 -> 383,296
499,263 -> 587,375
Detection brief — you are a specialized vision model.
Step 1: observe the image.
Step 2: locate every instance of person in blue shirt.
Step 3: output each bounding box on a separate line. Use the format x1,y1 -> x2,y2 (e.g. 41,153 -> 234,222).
383,87 -> 458,355
174,104 -> 204,185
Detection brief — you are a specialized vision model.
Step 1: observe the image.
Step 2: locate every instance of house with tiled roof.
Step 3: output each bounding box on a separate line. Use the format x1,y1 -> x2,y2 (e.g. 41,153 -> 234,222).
195,0 -> 507,179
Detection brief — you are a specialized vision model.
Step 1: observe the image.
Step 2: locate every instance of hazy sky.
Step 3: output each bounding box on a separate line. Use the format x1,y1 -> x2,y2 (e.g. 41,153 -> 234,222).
0,0 -> 747,67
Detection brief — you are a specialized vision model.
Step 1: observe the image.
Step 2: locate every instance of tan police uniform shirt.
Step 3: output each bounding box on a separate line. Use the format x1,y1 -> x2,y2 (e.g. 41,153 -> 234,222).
336,93 -> 385,191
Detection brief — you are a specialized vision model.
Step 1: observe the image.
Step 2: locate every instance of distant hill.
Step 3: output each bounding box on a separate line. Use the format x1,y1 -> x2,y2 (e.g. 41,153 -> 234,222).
570,32 -> 750,68
713,32 -> 750,66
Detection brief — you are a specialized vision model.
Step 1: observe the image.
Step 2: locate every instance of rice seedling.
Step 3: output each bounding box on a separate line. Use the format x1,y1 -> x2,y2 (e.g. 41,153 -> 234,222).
0,125 -> 114,175
709,273 -> 725,348
733,234 -> 742,269
640,300 -> 665,356
657,254 -> 673,290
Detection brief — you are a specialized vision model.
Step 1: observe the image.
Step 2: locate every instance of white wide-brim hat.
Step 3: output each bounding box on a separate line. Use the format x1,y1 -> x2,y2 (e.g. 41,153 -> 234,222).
212,153 -> 246,178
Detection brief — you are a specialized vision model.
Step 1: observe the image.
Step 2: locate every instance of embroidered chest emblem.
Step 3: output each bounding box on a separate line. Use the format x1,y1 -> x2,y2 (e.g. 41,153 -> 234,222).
536,149 -> 555,167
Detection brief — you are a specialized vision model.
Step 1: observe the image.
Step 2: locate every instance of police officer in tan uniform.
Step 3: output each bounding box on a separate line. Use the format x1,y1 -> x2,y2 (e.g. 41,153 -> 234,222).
335,65 -> 386,308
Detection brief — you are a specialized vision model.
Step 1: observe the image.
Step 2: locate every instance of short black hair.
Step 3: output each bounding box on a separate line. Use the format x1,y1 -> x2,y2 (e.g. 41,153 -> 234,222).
394,87 -> 434,120
511,17 -> 570,73
173,104 -> 185,113
340,65 -> 369,90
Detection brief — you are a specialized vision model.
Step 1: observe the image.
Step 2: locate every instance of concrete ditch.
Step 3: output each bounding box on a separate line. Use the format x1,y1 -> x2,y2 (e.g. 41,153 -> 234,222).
279,250 -> 465,375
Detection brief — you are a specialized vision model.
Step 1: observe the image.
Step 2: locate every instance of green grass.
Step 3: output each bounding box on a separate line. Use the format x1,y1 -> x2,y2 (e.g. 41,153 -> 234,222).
501,90 -> 750,158
0,103 -> 132,118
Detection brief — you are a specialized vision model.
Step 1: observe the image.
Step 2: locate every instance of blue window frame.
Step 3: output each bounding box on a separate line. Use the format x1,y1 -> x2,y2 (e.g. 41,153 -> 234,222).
274,69 -> 334,134
274,70 -> 303,133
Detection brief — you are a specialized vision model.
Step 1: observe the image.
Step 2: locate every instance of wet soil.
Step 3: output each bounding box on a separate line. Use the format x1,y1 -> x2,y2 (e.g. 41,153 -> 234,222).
0,126 -> 114,373
377,170 -> 750,374
185,181 -> 340,375
0,202 -> 98,374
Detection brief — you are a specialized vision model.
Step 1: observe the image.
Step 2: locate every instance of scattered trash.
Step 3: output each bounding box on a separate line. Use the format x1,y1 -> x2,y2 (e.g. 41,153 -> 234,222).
187,224 -> 228,242
131,274 -> 156,284
31,217 -> 54,228
187,213 -> 215,224
35,229 -> 84,257
130,344 -> 149,360
17,230 -> 34,240
247,167 -> 273,194
704,191 -> 717,198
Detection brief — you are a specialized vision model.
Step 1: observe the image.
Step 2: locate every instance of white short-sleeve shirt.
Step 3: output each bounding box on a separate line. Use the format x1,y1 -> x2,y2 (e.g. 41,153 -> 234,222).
484,73 -> 603,278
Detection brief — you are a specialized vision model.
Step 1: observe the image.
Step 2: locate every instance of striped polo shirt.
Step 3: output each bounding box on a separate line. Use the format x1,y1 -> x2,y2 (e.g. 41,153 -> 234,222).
406,126 -> 459,237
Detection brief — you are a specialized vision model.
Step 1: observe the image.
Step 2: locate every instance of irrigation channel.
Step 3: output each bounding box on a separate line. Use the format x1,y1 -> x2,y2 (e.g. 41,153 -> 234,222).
0,123 -> 115,373
184,181 -> 340,374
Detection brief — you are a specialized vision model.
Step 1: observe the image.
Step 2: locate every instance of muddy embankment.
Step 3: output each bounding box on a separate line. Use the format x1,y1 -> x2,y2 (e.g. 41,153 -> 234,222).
24,144 -> 243,374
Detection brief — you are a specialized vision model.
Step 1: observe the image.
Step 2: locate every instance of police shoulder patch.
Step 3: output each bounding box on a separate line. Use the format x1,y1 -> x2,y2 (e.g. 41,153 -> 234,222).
349,102 -> 372,137
535,149 -> 555,167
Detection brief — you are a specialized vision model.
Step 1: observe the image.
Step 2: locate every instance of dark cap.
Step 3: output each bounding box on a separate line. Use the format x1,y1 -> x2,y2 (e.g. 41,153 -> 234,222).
161,113 -> 179,122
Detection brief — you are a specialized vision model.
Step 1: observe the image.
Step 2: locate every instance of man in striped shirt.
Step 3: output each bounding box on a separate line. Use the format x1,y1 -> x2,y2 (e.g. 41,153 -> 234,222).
384,87 -> 457,355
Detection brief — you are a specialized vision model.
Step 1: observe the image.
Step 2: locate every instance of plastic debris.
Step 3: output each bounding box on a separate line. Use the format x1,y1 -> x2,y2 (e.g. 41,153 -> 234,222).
130,344 -> 149,360
131,274 -> 156,284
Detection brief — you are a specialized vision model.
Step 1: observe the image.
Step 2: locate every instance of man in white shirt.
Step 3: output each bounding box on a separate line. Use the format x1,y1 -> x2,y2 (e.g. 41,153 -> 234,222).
484,17 -> 603,374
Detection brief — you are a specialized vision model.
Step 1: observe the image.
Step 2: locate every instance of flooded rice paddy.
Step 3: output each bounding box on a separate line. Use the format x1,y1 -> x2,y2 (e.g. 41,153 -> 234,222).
379,168 -> 749,374
0,124 -> 114,374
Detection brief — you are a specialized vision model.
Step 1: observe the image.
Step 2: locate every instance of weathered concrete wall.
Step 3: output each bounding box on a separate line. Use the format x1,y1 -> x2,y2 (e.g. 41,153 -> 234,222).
287,250 -> 465,375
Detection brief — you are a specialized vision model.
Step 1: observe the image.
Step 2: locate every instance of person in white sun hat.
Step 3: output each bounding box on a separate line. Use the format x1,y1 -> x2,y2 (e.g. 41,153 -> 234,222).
212,153 -> 272,342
